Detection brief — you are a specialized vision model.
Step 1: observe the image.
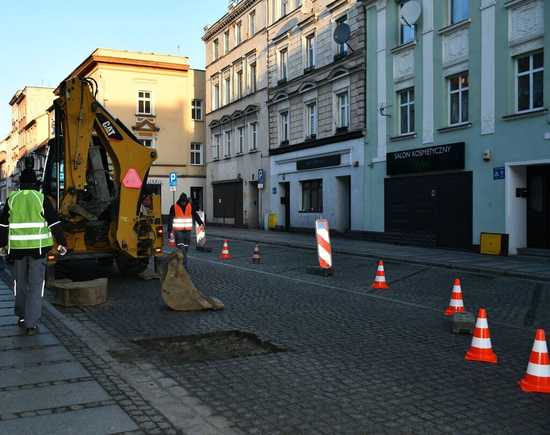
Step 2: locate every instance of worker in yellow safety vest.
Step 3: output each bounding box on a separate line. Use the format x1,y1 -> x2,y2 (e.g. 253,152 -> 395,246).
168,193 -> 203,268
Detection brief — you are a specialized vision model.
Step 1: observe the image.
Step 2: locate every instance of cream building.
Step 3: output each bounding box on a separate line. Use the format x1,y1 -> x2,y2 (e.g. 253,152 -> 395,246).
203,0 -> 270,228
67,49 -> 206,215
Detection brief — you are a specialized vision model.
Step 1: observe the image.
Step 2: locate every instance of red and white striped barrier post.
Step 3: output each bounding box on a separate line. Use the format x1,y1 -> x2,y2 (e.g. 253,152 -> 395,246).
315,219 -> 333,275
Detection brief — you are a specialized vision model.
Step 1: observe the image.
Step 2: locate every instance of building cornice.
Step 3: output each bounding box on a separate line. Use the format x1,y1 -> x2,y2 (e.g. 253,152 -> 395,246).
202,0 -> 258,41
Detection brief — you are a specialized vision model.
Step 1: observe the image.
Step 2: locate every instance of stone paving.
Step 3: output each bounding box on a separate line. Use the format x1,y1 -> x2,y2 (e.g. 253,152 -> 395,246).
56,239 -> 550,435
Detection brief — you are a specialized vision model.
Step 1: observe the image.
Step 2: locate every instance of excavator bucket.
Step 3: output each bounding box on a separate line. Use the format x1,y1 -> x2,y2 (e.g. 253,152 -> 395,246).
160,251 -> 224,311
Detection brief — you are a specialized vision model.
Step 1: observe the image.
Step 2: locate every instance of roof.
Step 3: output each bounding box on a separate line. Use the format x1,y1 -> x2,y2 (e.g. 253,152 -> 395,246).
9,86 -> 55,106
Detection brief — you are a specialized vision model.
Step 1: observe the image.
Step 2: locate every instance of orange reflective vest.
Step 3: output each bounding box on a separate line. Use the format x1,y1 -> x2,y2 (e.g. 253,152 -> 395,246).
173,202 -> 193,231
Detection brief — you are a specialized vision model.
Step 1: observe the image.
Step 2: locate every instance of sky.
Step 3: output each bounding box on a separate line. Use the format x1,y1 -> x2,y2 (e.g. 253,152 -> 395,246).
0,0 -> 229,135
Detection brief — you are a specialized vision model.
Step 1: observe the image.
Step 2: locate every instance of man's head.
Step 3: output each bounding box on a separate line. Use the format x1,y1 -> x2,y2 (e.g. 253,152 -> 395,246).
19,169 -> 38,190
178,193 -> 188,203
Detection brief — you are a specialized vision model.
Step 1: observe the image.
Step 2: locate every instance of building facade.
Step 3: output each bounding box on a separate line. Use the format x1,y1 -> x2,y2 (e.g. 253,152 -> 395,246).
67,49 -> 206,215
203,0 -> 269,228
364,0 -> 549,253
267,0 -> 366,232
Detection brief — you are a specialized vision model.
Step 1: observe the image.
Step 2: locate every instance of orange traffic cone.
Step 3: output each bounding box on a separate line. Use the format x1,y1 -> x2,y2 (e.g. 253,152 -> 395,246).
465,308 -> 497,364
444,278 -> 465,316
371,260 -> 389,289
251,243 -> 261,264
168,232 -> 176,248
519,329 -> 550,394
219,240 -> 232,260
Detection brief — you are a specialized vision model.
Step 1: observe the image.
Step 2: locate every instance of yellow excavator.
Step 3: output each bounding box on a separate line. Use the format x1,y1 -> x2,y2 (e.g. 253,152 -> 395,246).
42,77 -> 222,311
42,77 -> 163,278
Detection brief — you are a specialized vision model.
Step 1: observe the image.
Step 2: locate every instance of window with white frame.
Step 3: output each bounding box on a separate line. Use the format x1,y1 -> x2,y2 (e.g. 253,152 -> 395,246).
249,122 -> 258,150
139,138 -> 155,148
279,111 -> 289,143
449,72 -> 469,125
237,126 -> 245,153
235,70 -> 243,99
249,62 -> 257,93
399,1 -> 415,45
224,76 -> 231,105
224,130 -> 232,157
235,22 -> 242,45
306,101 -> 317,138
213,134 -> 221,159
336,91 -> 349,129
516,51 -> 544,113
224,30 -> 230,54
192,99 -> 203,120
305,34 -> 315,69
281,0 -> 288,17
213,39 -> 219,60
249,10 -> 256,36
336,15 -> 348,56
190,143 -> 203,165
450,0 -> 469,25
213,83 -> 220,110
137,91 -> 152,115
279,48 -> 288,81
398,87 -> 415,135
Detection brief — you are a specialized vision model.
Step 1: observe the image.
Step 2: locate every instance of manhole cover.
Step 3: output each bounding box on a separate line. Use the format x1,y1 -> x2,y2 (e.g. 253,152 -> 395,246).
110,331 -> 286,363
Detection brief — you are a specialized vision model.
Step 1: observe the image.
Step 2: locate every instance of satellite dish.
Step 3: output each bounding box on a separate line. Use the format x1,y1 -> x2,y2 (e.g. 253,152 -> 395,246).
333,22 -> 351,45
401,0 -> 422,25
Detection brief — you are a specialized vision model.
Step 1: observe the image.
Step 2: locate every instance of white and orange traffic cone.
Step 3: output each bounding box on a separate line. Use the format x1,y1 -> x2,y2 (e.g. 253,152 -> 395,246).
519,329 -> 550,394
465,308 -> 497,364
219,240 -> 232,260
444,278 -> 465,316
371,260 -> 389,289
168,232 -> 176,248
251,243 -> 261,264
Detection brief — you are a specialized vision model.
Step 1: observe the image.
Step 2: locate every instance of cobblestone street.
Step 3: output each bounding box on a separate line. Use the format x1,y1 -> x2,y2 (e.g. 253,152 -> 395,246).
49,237 -> 550,434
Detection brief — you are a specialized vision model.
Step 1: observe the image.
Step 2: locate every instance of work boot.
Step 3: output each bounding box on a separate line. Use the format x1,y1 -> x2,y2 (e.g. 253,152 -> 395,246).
26,326 -> 39,336
17,317 -> 25,328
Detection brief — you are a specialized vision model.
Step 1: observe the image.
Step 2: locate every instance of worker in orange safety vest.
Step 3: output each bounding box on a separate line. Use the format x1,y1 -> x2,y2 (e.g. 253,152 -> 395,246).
168,193 -> 203,268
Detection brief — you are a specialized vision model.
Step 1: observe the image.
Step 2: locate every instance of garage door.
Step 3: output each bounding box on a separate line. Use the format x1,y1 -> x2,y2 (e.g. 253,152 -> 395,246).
213,181 -> 243,225
385,172 -> 472,249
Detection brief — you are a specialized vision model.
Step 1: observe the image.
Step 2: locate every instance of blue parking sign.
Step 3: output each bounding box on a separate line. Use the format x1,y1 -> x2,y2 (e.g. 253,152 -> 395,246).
169,172 -> 177,187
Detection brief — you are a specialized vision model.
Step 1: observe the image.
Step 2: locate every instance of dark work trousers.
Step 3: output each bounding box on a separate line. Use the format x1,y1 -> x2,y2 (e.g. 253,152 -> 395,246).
13,256 -> 46,328
175,230 -> 191,269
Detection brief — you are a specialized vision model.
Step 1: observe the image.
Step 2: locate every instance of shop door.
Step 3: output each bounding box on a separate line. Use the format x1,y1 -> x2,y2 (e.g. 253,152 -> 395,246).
527,165 -> 550,249
213,181 -> 243,225
190,187 -> 203,211
385,172 -> 472,249
280,182 -> 290,231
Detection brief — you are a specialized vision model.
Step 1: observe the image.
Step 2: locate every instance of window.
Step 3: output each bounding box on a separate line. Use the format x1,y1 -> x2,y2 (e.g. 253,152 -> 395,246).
137,91 -> 152,115
449,73 -> 469,125
224,30 -> 230,54
237,126 -> 245,153
249,62 -> 257,93
399,1 -> 415,45
279,48 -> 288,81
235,70 -> 243,99
336,15 -> 348,56
224,76 -> 231,105
235,22 -> 242,45
190,143 -> 203,165
213,39 -> 219,60
281,0 -> 288,17
301,179 -> 323,212
224,130 -> 232,157
250,122 -> 258,150
516,51 -> 544,113
305,34 -> 315,69
213,134 -> 221,159
398,87 -> 415,134
451,0 -> 469,24
306,102 -> 317,137
140,138 -> 154,148
279,111 -> 289,143
249,10 -> 256,36
336,91 -> 349,129
213,83 -> 220,110
192,99 -> 203,120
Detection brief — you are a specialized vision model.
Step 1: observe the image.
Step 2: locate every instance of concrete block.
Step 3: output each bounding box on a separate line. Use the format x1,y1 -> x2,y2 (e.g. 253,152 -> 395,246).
53,278 -> 108,307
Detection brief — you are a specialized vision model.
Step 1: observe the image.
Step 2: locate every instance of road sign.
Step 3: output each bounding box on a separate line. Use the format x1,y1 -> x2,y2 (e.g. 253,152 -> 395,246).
493,167 -> 505,180
169,171 -> 177,191
258,169 -> 264,190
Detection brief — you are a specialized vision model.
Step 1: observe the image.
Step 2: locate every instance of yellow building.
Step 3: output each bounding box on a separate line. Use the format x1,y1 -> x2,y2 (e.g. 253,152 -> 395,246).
67,48 -> 206,214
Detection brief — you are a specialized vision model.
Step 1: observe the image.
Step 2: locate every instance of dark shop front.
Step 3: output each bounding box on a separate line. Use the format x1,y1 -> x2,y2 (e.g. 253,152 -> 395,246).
385,142 -> 472,250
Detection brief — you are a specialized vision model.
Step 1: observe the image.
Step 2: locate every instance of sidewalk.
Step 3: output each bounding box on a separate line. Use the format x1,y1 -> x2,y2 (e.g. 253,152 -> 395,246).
206,227 -> 550,281
0,279 -> 176,435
